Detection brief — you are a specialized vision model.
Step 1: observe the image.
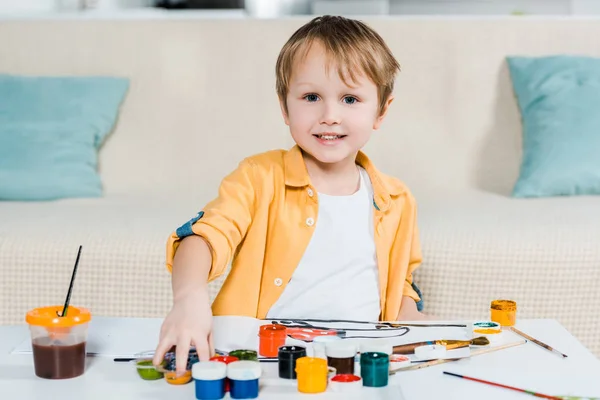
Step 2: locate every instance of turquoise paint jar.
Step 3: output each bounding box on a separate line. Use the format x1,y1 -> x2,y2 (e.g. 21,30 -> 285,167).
360,352 -> 389,387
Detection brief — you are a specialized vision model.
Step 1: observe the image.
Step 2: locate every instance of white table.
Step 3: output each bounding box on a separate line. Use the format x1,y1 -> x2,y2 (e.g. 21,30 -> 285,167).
1,319 -> 599,399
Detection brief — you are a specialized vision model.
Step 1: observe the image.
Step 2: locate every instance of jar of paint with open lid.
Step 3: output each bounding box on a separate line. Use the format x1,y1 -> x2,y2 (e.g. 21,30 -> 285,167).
229,349 -> 258,361
192,361 -> 227,400
227,360 -> 262,399
258,324 -> 287,357
490,300 -> 517,326
325,342 -> 356,375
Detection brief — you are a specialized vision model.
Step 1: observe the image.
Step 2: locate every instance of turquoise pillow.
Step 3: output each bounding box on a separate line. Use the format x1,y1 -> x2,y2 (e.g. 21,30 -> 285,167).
508,55 -> 600,198
0,75 -> 129,201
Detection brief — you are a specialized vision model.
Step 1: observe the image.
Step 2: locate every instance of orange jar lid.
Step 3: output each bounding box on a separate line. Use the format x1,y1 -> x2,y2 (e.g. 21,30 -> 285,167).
491,300 -> 517,312
259,324 -> 287,337
26,306 -> 91,328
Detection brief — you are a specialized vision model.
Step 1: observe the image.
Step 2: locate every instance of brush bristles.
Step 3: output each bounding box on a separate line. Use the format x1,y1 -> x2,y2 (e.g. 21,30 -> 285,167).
471,336 -> 490,346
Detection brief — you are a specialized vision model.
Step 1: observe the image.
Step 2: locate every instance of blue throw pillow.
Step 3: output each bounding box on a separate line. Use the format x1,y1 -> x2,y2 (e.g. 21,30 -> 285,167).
0,74 -> 129,201
507,56 -> 600,198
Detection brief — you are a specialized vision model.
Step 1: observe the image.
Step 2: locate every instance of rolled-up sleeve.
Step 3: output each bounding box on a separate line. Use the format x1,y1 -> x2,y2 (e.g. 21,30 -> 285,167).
165,159 -> 257,281
402,209 -> 424,311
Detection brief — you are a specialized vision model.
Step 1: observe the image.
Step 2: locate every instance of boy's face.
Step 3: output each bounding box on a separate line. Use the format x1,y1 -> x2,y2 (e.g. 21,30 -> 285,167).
282,42 -> 392,166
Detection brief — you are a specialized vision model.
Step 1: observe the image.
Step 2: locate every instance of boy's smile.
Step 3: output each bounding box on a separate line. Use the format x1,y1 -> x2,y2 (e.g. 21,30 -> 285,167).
281,41 -> 393,172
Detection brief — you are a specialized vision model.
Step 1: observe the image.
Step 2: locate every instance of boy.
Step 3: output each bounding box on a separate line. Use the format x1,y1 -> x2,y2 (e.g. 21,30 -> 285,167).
154,15 -> 426,373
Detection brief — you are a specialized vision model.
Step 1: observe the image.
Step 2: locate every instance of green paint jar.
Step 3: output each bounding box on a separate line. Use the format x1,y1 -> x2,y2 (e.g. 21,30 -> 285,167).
133,359 -> 164,380
360,352 -> 389,387
229,349 -> 258,361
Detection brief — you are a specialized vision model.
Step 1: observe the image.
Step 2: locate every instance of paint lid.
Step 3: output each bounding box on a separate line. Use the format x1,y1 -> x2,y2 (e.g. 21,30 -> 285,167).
473,321 -> 501,333
227,361 -> 262,381
210,355 -> 239,364
278,345 -> 307,360
359,352 -> 389,365
414,344 -> 447,360
359,340 -> 393,355
259,324 -> 287,337
329,374 -> 362,392
192,361 -> 227,381
389,354 -> 411,368
26,306 -> 91,328
325,342 -> 356,359
312,335 -> 342,344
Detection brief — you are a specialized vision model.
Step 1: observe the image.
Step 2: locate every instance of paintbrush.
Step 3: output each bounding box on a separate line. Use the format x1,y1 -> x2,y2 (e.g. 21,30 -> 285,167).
389,339 -> 527,375
509,327 -> 568,358
376,322 -> 467,329
443,371 -> 562,400
393,337 -> 489,354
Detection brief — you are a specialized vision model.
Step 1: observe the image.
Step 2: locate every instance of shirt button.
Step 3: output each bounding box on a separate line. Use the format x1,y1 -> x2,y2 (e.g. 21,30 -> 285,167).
305,217 -> 315,227
274,278 -> 283,287
307,188 -> 314,197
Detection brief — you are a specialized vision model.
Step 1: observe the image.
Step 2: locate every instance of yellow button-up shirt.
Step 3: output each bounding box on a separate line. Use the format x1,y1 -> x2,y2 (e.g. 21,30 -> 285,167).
166,145 -> 422,321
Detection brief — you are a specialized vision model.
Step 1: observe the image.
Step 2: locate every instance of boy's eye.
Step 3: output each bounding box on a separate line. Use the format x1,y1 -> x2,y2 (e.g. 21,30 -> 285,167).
343,96 -> 358,105
304,94 -> 319,102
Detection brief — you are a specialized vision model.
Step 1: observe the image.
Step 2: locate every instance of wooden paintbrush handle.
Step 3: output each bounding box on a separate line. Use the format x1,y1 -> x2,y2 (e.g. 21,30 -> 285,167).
392,341 -> 435,354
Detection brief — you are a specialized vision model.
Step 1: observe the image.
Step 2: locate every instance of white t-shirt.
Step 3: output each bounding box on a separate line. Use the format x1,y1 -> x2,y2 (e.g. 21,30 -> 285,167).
266,167 -> 380,321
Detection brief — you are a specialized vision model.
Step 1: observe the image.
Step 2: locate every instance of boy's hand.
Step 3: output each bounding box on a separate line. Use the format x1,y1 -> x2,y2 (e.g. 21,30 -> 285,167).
397,296 -> 432,321
153,287 -> 213,375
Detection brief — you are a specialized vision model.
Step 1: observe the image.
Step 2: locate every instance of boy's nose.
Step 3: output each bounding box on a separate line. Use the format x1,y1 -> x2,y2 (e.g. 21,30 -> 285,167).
319,102 -> 341,125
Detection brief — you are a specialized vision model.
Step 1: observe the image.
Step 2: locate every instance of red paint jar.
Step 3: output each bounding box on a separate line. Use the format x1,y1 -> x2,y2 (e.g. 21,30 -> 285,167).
258,324 -> 287,357
210,355 -> 239,392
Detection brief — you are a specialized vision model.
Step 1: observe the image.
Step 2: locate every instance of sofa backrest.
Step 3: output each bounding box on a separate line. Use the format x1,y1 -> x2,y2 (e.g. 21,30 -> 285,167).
2,17 -> 600,201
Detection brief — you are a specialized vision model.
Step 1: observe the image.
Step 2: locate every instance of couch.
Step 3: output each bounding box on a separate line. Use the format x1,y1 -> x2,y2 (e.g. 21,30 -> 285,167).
1,17 -> 599,357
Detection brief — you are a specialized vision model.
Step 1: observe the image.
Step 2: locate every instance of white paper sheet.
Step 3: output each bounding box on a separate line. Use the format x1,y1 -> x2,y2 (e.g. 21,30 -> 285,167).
12,316 -> 475,361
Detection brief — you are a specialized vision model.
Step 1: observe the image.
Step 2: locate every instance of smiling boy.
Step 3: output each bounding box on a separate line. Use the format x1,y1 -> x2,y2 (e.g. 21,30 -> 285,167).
154,15 -> 426,373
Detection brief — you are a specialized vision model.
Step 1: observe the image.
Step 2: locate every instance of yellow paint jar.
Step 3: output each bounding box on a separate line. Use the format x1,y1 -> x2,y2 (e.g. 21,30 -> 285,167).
295,357 -> 329,394
490,300 -> 517,326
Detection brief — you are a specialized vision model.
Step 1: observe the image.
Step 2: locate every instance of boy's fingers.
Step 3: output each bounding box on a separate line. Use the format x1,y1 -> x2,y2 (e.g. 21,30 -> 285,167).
208,331 -> 215,358
175,335 -> 191,375
153,338 -> 173,366
194,335 -> 211,362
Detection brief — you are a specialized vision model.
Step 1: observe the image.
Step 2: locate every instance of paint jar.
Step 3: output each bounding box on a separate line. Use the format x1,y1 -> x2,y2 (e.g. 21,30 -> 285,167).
360,352 -> 389,388
164,370 -> 193,385
312,335 -> 341,359
25,305 -> 91,379
131,358 -> 164,380
295,357 -> 335,394
472,321 -> 503,344
227,361 -> 262,399
278,345 -> 306,379
229,349 -> 258,361
210,355 -> 238,392
258,324 -> 287,357
329,374 -> 363,392
192,361 -> 227,400
325,342 -> 356,375
490,300 -> 517,327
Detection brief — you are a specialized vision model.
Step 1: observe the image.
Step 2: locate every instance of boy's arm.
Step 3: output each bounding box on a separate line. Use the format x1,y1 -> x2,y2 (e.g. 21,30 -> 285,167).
397,200 -> 427,321
166,158 -> 258,281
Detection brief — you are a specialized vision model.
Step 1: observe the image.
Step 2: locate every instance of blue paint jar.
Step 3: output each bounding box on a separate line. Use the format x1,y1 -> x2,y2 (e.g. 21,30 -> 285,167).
192,361 -> 227,400
360,352 -> 389,388
227,360 -> 262,399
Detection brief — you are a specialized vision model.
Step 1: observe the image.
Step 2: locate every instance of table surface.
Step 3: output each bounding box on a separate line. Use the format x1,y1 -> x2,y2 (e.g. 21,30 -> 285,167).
1,318 -> 599,400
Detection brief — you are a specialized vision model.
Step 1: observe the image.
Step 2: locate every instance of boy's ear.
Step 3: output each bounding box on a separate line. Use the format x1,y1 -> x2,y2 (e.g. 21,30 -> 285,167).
279,99 -> 290,126
373,95 -> 394,130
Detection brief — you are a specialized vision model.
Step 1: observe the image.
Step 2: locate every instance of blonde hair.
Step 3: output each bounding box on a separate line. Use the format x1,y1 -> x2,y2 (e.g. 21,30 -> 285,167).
276,15 -> 400,115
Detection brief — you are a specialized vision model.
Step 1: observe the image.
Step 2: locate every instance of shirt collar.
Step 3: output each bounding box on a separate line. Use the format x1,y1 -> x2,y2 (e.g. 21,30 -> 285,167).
283,145 -> 405,210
